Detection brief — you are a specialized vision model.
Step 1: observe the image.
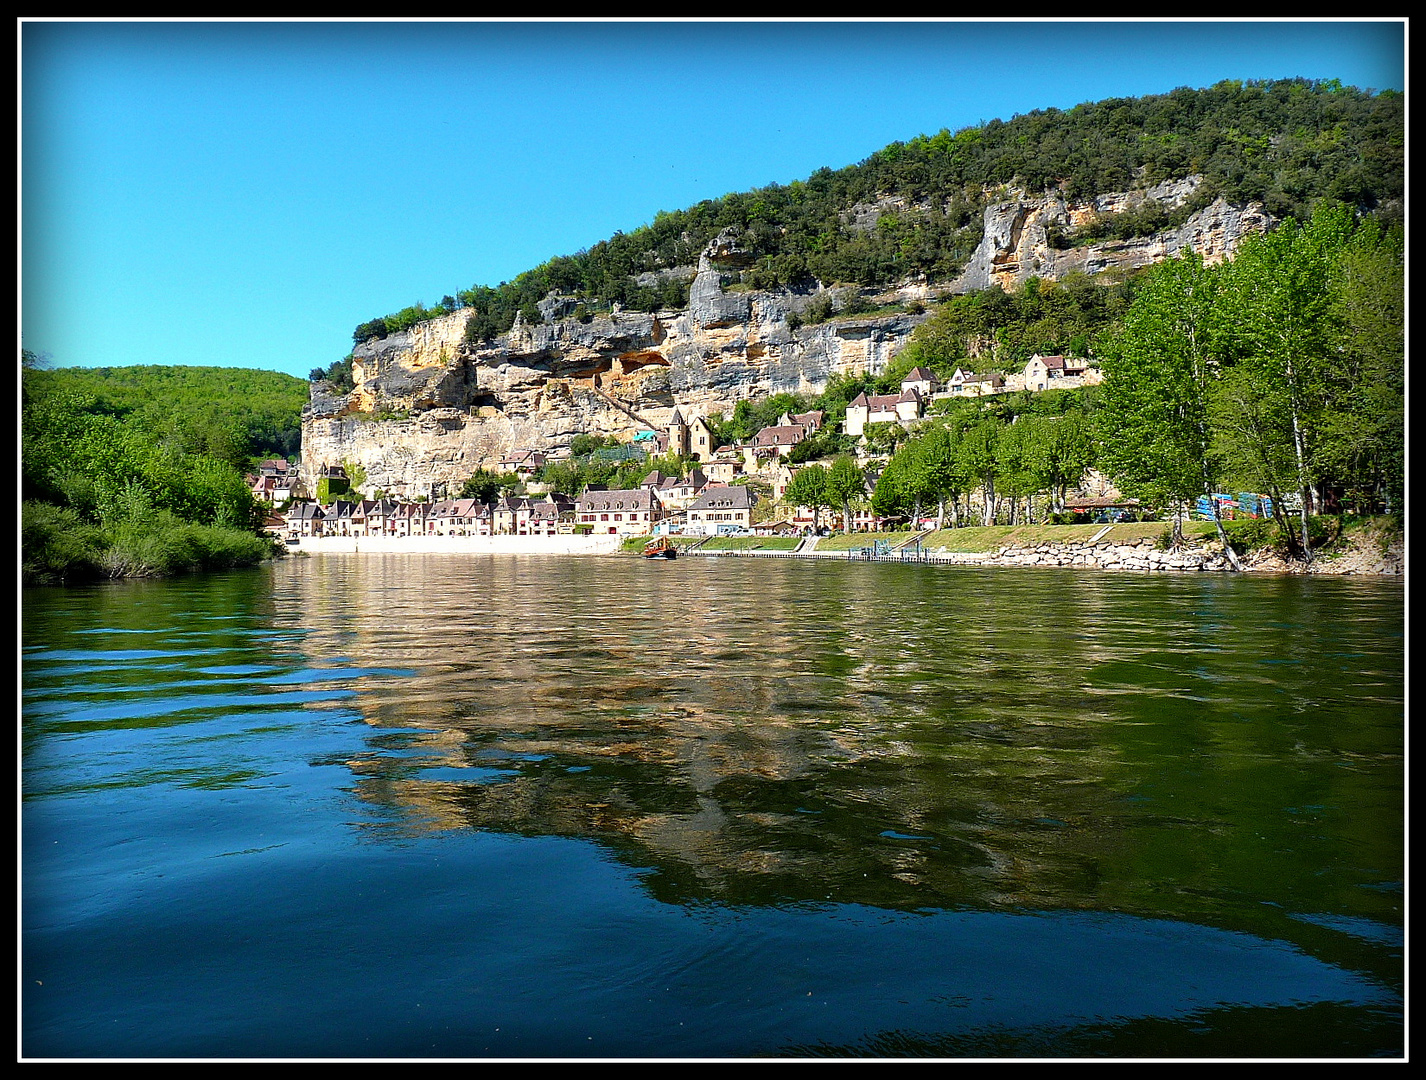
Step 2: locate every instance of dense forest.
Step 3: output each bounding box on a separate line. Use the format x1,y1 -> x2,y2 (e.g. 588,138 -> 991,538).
337,78 -> 1402,360
21,363 -> 309,584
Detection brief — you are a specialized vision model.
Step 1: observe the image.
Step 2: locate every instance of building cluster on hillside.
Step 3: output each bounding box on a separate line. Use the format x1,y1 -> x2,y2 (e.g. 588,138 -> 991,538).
261,354 -> 1100,543
846,355 -> 1097,434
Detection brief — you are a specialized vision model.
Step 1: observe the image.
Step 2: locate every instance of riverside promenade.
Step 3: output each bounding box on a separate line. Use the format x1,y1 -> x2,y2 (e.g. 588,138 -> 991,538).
285,534 -> 625,556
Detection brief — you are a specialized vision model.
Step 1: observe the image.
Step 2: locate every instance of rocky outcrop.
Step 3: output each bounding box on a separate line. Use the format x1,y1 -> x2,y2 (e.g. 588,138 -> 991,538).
953,177 -> 1275,292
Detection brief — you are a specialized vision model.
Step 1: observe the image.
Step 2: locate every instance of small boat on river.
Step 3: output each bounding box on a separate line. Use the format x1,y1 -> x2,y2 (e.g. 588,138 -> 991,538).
642,537 -> 677,560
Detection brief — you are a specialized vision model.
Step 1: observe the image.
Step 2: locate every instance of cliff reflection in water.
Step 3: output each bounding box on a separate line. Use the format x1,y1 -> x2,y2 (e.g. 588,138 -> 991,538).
274,553 -> 1403,934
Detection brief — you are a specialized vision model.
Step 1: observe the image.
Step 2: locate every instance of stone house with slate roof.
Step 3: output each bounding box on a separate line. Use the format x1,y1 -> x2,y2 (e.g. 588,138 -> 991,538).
286,502 -> 326,537
577,488 -> 662,536
686,485 -> 758,535
1023,353 -> 1090,391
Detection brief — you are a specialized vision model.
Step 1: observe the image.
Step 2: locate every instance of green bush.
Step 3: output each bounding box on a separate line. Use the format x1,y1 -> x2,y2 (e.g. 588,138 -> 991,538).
21,502 -> 107,585
102,513 -> 279,578
1224,517 -> 1283,555
22,502 -> 280,585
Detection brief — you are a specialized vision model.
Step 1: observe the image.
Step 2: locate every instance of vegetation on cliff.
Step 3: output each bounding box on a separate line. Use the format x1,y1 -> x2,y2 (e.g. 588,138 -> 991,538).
343,78 -> 1401,353
21,358 -> 294,584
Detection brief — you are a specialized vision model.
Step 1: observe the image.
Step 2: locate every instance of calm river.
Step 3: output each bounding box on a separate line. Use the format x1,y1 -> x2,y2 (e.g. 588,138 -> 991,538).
21,554 -> 1404,1059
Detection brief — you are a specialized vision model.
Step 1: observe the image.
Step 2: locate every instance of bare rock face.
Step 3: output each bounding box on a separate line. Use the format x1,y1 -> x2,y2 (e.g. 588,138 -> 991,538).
300,179 -> 1273,499
954,177 -> 1275,292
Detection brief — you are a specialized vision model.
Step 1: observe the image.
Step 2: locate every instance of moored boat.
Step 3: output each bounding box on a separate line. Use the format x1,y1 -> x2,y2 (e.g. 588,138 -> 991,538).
642,537 -> 677,560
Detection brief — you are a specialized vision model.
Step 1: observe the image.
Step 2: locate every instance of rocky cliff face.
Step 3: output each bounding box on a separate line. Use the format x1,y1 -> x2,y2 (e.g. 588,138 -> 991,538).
952,177 -> 1274,291
301,177 -> 1273,500
302,246 -> 922,499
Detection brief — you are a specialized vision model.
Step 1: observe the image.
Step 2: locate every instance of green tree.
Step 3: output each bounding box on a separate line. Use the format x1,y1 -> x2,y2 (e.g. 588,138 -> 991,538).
825,454 -> 865,534
1216,211 -> 1333,558
870,451 -> 912,522
1214,202 -> 1396,556
1097,252 -> 1240,564
1025,411 -> 1097,514
461,468 -> 518,504
958,418 -> 1002,527
994,419 -> 1040,525
785,463 -> 831,530
1322,217 -> 1404,513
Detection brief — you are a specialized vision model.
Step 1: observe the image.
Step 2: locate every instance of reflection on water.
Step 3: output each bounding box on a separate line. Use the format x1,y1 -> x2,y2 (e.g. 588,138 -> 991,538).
22,555 -> 1403,1058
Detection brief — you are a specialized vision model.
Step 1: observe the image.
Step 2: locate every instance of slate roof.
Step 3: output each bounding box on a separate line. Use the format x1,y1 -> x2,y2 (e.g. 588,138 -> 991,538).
577,488 -> 658,513
687,485 -> 756,512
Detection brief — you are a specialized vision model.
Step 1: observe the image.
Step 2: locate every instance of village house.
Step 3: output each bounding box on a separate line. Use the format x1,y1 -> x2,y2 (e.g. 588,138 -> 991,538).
286,502 -> 326,538
945,368 -> 1007,397
844,387 -> 922,437
899,367 -> 938,399
393,501 -> 427,536
364,498 -> 401,537
1022,354 -> 1090,392
576,488 -> 663,536
249,459 -> 302,505
702,447 -> 746,485
320,499 -> 358,536
656,468 -> 709,511
639,470 -> 678,509
765,460 -> 796,503
665,409 -> 717,462
685,485 -> 758,535
527,493 -> 575,535
749,424 -> 808,461
498,449 -> 547,479
492,494 -> 526,535
750,517 -> 800,537
779,409 -> 825,434
845,504 -> 891,532
427,498 -> 488,536
314,463 -> 351,500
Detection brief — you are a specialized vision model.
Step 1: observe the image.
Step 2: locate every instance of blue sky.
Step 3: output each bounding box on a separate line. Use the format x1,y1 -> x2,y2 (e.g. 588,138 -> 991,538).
20,19 -> 1406,381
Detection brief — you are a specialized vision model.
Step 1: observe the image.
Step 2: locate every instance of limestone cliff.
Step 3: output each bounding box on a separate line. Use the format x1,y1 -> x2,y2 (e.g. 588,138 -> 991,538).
300,177 -> 1273,500
302,242 -> 921,499
952,177 -> 1274,291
